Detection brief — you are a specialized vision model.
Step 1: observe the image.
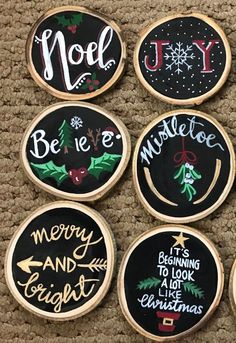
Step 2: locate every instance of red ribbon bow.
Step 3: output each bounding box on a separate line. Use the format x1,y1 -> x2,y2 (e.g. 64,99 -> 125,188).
173,137 -> 197,167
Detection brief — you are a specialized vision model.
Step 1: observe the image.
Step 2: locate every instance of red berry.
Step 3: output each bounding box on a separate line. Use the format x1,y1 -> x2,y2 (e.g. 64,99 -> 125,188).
72,25 -> 77,33
78,167 -> 88,177
89,85 -> 94,91
72,175 -> 82,185
69,167 -> 88,185
93,80 -> 100,86
67,25 -> 77,34
68,169 -> 77,178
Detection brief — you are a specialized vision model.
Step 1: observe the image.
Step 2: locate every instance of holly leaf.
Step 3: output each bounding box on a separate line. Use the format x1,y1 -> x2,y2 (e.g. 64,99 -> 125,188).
31,161 -> 68,186
71,13 -> 83,25
88,152 -> 122,179
55,15 -> 71,27
137,277 -> 161,290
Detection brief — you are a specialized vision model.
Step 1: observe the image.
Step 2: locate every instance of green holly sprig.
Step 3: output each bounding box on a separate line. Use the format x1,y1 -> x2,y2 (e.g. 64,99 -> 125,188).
82,73 -> 100,92
31,152 -> 122,186
55,13 -> 83,34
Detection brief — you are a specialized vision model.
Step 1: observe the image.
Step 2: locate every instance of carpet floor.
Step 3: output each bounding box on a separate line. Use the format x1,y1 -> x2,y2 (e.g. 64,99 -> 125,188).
0,0 -> 235,342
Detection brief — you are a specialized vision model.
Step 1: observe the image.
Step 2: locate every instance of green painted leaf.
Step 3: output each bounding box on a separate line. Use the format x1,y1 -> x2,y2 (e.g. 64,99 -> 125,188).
55,15 -> 71,27
31,161 -> 68,186
81,84 -> 88,90
88,152 -> 122,179
71,13 -> 83,25
137,277 -> 161,290
186,185 -> 194,202
188,184 -> 196,196
181,183 -> 197,202
183,282 -> 204,299
174,165 -> 185,185
55,14 -> 83,27
92,72 -> 96,81
190,168 -> 202,180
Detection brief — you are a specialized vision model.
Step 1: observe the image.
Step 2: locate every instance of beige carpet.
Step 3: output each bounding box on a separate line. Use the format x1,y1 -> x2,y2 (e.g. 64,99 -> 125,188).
0,0 -> 235,342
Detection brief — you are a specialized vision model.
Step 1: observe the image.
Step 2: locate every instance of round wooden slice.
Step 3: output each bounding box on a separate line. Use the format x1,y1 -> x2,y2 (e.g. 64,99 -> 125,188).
134,13 -> 231,105
20,101 -> 131,201
229,259 -> 236,316
133,109 -> 235,223
118,225 -> 224,341
5,201 -> 115,320
26,6 -> 126,100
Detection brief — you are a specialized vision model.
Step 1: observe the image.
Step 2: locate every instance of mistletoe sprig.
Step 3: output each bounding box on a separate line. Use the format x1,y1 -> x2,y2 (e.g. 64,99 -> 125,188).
174,162 -> 202,201
173,137 -> 202,202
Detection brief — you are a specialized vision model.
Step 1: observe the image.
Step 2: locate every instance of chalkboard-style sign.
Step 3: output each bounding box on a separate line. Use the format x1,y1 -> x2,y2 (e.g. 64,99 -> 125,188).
118,225 -> 224,341
20,102 -> 131,201
5,201 -> 115,320
134,13 -> 231,105
229,259 -> 236,316
26,6 -> 126,100
133,109 -> 235,223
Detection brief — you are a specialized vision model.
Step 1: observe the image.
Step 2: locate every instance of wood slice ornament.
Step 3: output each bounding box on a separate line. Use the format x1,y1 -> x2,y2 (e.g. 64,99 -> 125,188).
134,13 -> 231,105
229,259 -> 236,316
26,6 -> 126,100
5,201 -> 115,320
133,109 -> 235,223
20,102 -> 131,201
118,225 -> 224,341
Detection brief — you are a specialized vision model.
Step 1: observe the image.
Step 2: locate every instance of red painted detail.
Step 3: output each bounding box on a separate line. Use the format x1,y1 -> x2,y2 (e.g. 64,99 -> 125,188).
173,137 -> 197,166
156,311 -> 181,332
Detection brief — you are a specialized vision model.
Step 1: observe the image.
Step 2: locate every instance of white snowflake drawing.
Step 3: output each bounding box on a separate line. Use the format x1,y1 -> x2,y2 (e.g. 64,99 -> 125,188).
164,42 -> 195,75
70,116 -> 83,129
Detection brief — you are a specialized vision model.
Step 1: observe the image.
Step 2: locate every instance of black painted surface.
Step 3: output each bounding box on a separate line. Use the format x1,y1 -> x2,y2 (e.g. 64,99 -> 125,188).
124,230 -> 218,337
12,207 -> 107,313
136,113 -> 231,218
138,16 -> 227,100
31,10 -> 122,96
25,105 -> 124,195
